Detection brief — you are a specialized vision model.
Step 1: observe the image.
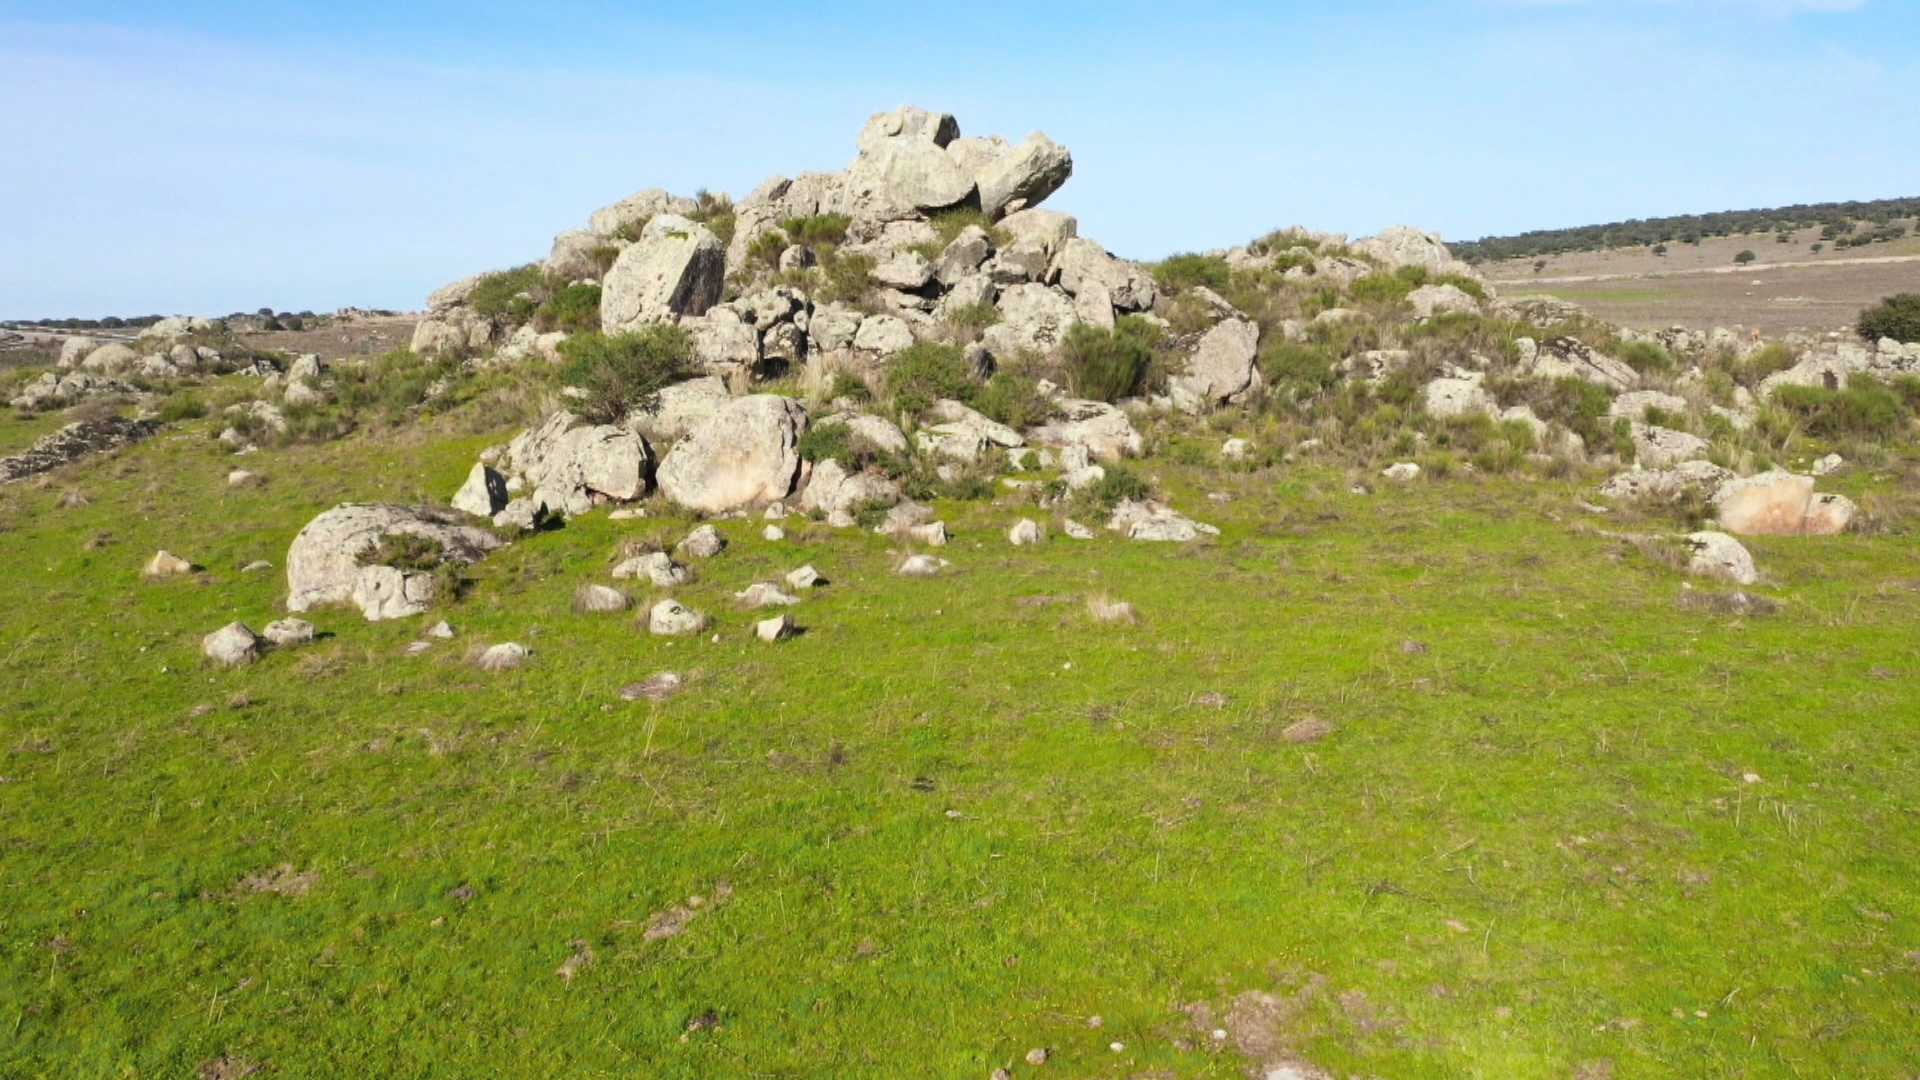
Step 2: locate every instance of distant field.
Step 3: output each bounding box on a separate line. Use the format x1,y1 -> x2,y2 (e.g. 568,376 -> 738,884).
1489,251 -> 1920,336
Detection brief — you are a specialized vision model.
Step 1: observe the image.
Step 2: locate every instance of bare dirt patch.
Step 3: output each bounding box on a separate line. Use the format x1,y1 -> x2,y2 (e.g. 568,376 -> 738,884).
238,864 -> 317,898
235,314 -> 417,361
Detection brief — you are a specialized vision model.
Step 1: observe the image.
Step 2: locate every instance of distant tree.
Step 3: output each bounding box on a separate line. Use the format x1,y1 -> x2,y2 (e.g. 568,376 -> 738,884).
1533,260 -> 1546,273
1812,243 -> 1824,253
1734,250 -> 1756,265
1652,244 -> 1668,256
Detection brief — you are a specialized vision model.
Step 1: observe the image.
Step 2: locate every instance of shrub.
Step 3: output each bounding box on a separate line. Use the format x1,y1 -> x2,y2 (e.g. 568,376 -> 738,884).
361,533 -> 446,572
1060,316 -> 1159,402
1152,254 -> 1230,293
824,372 -> 872,403
746,229 -> 791,269
780,213 -> 852,249
1089,463 -> 1150,508
1258,341 -> 1336,393
886,343 -> 973,417
796,422 -> 895,472
331,349 -> 460,430
926,206 -> 1004,249
1857,294 -> 1920,344
1537,376 -> 1614,446
973,374 -> 1054,429
468,265 -> 547,321
556,327 -> 696,424
157,394 -> 207,423
533,284 -> 601,334
941,303 -> 1001,338
1735,342 -> 1797,387
1771,378 -> 1905,439
818,253 -> 877,305
1617,340 -> 1675,374
1734,250 -> 1756,265
1350,273 -> 1414,305
1435,273 -> 1488,301
688,189 -> 735,245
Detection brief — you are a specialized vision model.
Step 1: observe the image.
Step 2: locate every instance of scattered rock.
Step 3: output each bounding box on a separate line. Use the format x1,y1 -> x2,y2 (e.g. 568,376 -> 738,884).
262,618 -> 315,647
1684,531 -> 1757,585
427,621 -> 455,639
451,463 -> 509,518
897,554 -> 948,577
1086,595 -> 1137,624
0,417 -> 160,485
1106,500 -> 1216,542
1062,519 -> 1095,540
1632,425 -> 1710,469
1811,453 -> 1845,477
613,551 -> 691,587
1714,470 -> 1852,536
1008,519 -> 1042,546
735,582 -> 800,608
763,524 -> 785,541
648,599 -> 707,635
475,643 -> 529,671
786,565 -> 821,589
1172,318 -> 1260,409
1382,462 -> 1420,481
203,623 -> 261,667
677,524 -> 727,558
755,613 -> 798,642
143,550 -> 194,578
573,583 -> 632,614
1407,283 -> 1481,319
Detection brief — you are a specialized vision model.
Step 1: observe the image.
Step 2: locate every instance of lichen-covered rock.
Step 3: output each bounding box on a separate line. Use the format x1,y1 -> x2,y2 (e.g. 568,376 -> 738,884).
1684,531 -> 1758,585
973,131 -> 1073,219
648,599 -> 707,636
502,412 -> 653,517
451,463 -> 508,518
1172,318 -> 1259,409
1407,283 -> 1481,319
1027,399 -> 1142,462
203,623 -> 261,667
601,216 -> 725,332
800,458 -> 900,517
286,504 -> 502,621
1632,424 -> 1711,469
630,376 -> 732,443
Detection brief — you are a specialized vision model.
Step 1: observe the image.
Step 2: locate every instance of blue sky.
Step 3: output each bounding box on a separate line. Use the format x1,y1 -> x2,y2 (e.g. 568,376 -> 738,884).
1,0 -> 1914,319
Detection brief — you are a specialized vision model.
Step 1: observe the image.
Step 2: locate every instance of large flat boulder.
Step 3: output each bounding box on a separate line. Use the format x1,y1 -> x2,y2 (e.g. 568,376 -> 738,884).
656,395 -> 808,513
601,216 -> 726,332
973,131 -> 1072,219
286,504 -> 502,621
1713,471 -> 1854,536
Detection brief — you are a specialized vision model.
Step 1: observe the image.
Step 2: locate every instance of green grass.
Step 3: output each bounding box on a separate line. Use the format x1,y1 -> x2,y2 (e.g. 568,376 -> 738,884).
1,406 -> 1918,1078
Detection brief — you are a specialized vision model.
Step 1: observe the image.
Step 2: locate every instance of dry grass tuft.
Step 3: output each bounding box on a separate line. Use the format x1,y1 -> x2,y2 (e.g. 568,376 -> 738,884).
1086,593 -> 1138,624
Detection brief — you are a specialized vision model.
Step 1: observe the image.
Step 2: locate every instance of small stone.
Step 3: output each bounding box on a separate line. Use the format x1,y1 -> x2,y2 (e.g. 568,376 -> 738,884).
202,622 -> 260,667
476,643 -> 529,671
648,599 -> 706,635
763,525 -> 785,541
1062,519 -> 1094,540
991,1070 -> 1011,1080
909,522 -> 948,546
262,618 -> 314,647
613,551 -> 690,587
755,613 -> 797,642
1008,518 -> 1043,546
608,508 -> 646,521
1383,462 -> 1420,481
404,640 -> 433,655
227,469 -> 257,486
785,565 -> 820,590
1400,639 -> 1428,654
1109,1042 -> 1124,1052
1742,772 -> 1761,784
1025,1048 -> 1050,1065
143,550 -> 193,578
735,582 -> 800,608
573,583 -> 632,613
427,620 -> 455,639
240,560 -> 273,573
677,524 -> 726,558
898,554 -> 948,577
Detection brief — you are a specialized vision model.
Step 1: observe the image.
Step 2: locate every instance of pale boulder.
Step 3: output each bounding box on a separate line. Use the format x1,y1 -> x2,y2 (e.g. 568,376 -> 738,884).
203,623 -> 261,667
285,504 -> 502,620
1172,318 -> 1259,409
451,463 -> 509,518
600,216 -> 726,332
647,599 -> 707,636
1685,531 -> 1758,585
656,395 -> 808,514
973,131 -> 1073,219
1407,284 -> 1480,319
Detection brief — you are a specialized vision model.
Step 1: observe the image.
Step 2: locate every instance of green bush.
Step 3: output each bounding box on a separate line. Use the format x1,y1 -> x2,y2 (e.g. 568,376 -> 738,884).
1771,378 -> 1906,439
1735,342 -> 1797,387
746,229 -> 790,269
1537,377 -> 1614,447
941,303 -> 1001,336
688,189 -> 736,245
886,343 -> 973,417
973,374 -> 1054,429
1350,273 -> 1414,305
556,327 -> 696,424
468,265 -> 547,321
825,372 -> 872,403
1152,254 -> 1231,293
1617,340 -> 1676,374
1060,316 -> 1159,402
1734,250 -> 1756,265
332,350 -> 460,430
1257,341 -> 1336,393
1435,274 -> 1488,301
796,422 -> 895,472
780,213 -> 852,249
1857,294 -> 1920,344
533,284 -> 602,334
156,394 -> 207,423
818,253 -> 877,305
926,206 -> 1004,249
1089,463 -> 1150,508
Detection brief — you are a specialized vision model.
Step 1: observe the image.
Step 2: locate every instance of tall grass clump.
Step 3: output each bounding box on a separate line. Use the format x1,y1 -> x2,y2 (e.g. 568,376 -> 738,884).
1060,316 -> 1160,402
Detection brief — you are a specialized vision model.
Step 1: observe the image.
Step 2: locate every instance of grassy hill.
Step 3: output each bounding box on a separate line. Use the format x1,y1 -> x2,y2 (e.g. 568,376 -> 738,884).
1454,197 -> 1920,264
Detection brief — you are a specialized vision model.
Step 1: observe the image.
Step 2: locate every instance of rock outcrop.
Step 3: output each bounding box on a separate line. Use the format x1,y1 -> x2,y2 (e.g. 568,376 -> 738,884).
286,504 -> 502,621
656,395 -> 807,513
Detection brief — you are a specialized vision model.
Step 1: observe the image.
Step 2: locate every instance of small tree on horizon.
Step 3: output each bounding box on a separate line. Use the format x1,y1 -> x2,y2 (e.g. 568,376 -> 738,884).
1734,250 -> 1756,265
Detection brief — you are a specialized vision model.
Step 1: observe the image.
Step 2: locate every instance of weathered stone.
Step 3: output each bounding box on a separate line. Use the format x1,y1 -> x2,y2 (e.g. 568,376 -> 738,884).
203,623 -> 260,667
573,584 -> 632,614
1106,500 -> 1215,542
143,550 -> 194,578
1350,225 -> 1474,278
842,106 -> 973,219
263,618 -> 315,647
873,251 -> 935,290
286,504 -> 501,621
814,412 -> 910,454
1714,471 -> 1815,535
1382,462 -> 1421,481
613,551 -> 692,587
504,412 -> 653,517
1172,318 -> 1259,409
853,315 -> 915,357
935,226 -> 994,285
451,463 -> 509,518
601,216 -> 725,332
974,131 -> 1073,218
1633,424 -> 1710,469
1684,531 -> 1758,585
1609,390 -> 1690,422
630,376 -> 731,443
1521,336 -> 1638,392
736,582 -> 800,608
980,283 -> 1078,357
1028,398 -> 1142,461
896,554 -> 948,577
1407,283 -> 1481,319
677,524 -> 727,559
1054,238 -> 1157,312
800,457 -> 901,517
1423,376 -> 1497,420
587,188 -> 694,239
1008,518 -> 1042,546
475,643 -> 529,671
546,228 -> 605,282
786,565 -> 821,590
755,613 -> 798,642
1598,460 -> 1734,502
647,599 -> 706,636
656,395 -> 807,514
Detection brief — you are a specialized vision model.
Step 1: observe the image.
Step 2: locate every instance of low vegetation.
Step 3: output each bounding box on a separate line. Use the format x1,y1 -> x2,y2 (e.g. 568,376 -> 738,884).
556,326 -> 697,423
1857,293 -> 1920,344
1452,195 -> 1920,262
